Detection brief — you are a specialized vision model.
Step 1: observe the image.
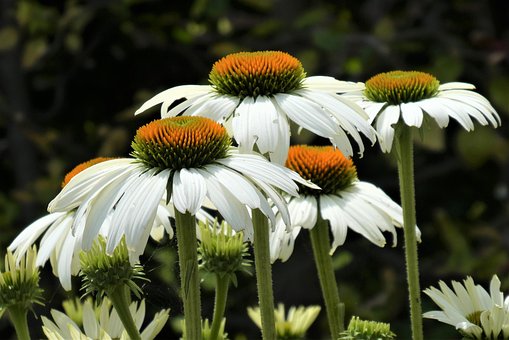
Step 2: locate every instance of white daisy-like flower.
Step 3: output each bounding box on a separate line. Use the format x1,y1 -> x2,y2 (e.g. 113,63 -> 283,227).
272,145 -> 421,258
47,116 -> 314,261
423,275 -> 509,339
8,158 -> 212,291
42,298 -> 169,340
135,51 -> 376,164
341,70 -> 501,153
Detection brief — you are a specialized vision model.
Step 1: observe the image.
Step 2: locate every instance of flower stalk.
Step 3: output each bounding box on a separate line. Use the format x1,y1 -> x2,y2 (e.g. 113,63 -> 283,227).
108,285 -> 141,340
175,210 -> 202,340
209,274 -> 229,340
395,126 -> 423,340
309,213 -> 345,338
7,305 -> 30,340
252,208 -> 277,340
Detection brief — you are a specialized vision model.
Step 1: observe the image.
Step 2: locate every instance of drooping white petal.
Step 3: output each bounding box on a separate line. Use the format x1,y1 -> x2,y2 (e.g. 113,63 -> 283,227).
163,92 -> 211,118
319,195 -> 348,253
270,104 -> 291,164
185,94 -> 239,123
401,102 -> 424,127
433,98 -> 475,131
232,96 -> 280,156
79,168 -> 141,250
172,168 -> 207,215
57,228 -> 78,291
48,159 -> 135,212
441,90 -> 500,127
134,85 -> 211,115
37,213 -> 74,266
287,195 -> 317,230
196,168 -> 253,238
108,169 -> 169,255
417,98 -> 450,128
274,93 -> 339,138
375,104 -> 400,153
8,212 -> 66,262
218,152 -> 300,196
270,216 -> 301,263
203,164 -> 261,208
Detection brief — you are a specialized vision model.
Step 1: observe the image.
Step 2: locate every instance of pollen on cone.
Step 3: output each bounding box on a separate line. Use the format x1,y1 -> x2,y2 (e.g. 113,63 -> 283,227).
132,116 -> 231,170
286,145 -> 357,195
209,51 -> 306,97
364,70 -> 439,105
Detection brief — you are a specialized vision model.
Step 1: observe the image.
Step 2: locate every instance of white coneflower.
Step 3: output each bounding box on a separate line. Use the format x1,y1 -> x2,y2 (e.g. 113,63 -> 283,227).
424,275 -> 509,339
342,70 -> 501,153
135,51 -> 375,163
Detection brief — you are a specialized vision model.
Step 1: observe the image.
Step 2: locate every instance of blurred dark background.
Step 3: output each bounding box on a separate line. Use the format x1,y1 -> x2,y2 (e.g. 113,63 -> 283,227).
1,0 -> 508,338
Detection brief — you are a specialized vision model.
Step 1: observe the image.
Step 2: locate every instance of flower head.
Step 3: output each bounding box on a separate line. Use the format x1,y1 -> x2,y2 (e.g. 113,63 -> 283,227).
342,70 -> 501,152
48,116 -> 313,261
135,50 -> 375,164
423,275 -> 509,339
271,145 -> 420,261
79,236 -> 147,299
198,219 -> 251,286
0,246 -> 43,313
248,303 -> 321,339
42,298 -> 169,340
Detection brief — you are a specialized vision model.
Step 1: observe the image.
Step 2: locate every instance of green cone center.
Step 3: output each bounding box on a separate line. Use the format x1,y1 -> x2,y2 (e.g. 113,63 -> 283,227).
131,116 -> 231,171
364,70 -> 440,105
285,145 -> 358,196
209,51 -> 306,98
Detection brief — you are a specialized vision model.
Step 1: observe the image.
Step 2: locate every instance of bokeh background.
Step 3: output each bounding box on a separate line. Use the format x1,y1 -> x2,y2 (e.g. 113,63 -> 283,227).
1,0 -> 508,338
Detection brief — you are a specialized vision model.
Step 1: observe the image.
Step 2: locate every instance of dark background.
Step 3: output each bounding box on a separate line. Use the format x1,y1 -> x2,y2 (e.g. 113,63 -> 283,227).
1,0 -> 508,338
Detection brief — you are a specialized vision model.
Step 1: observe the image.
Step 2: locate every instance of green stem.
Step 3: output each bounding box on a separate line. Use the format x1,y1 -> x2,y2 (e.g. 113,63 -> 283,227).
252,209 -> 276,340
8,305 -> 30,340
209,274 -> 230,340
175,211 -> 202,340
309,213 -> 344,338
395,126 -> 423,340
107,285 -> 141,340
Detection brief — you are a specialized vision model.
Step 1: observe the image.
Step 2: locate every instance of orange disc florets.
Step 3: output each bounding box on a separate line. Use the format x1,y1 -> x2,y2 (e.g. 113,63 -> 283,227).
131,116 -> 231,170
209,51 -> 306,98
364,70 -> 439,105
286,145 -> 357,195
62,157 -> 113,188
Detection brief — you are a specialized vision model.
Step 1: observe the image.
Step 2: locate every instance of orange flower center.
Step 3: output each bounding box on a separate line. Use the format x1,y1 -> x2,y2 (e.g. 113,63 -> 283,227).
285,145 -> 357,195
62,157 -> 113,188
209,51 -> 306,98
364,70 -> 439,105
131,116 -> 231,170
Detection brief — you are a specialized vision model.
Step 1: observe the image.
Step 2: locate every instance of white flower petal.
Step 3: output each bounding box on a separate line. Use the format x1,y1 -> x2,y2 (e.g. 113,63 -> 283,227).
274,93 -> 339,138
417,98 -> 450,128
196,168 -> 253,238
401,102 -> 424,127
439,82 -> 476,91
319,195 -> 348,253
48,159 -> 135,212
8,212 -> 66,263
172,168 -> 207,215
37,213 -> 73,266
232,96 -> 280,155
108,169 -> 169,255
288,196 -> 317,230
204,164 -> 261,208
375,105 -> 400,152
303,76 -> 364,93
134,85 -> 210,115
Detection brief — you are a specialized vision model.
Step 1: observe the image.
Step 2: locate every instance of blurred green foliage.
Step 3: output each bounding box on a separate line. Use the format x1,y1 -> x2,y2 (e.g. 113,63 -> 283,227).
1,0 -> 508,338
